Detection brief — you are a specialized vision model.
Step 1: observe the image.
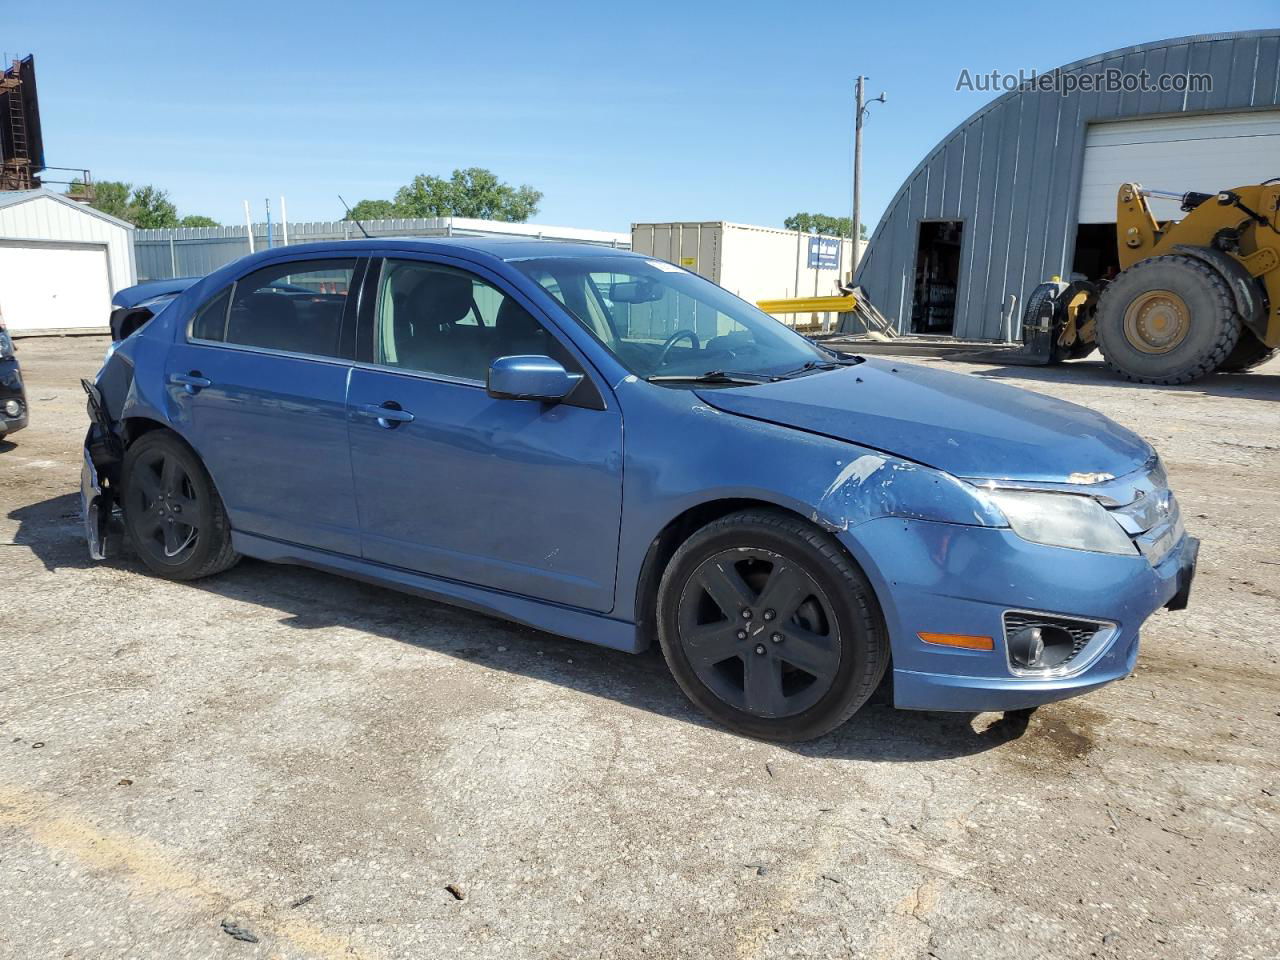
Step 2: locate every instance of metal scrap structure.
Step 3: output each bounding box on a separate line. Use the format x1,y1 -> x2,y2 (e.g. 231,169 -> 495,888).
0,55 -> 43,192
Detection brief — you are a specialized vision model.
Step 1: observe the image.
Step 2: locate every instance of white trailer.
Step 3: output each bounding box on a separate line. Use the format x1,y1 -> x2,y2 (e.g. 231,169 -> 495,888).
631,221 -> 863,324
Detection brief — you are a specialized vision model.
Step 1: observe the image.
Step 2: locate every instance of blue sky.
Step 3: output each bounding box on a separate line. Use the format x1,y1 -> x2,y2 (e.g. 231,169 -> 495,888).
7,1 -> 1276,233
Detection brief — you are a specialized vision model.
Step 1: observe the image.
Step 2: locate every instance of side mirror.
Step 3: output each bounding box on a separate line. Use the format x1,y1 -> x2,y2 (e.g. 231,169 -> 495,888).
487,355 -> 583,403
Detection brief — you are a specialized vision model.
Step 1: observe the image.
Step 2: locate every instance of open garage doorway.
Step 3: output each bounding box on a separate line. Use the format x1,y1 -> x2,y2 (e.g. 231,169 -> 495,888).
1070,223 -> 1121,283
911,220 -> 962,334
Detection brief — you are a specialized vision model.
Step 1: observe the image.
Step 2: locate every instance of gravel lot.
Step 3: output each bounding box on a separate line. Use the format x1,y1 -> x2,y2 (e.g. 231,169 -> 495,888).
2,334 -> 1278,960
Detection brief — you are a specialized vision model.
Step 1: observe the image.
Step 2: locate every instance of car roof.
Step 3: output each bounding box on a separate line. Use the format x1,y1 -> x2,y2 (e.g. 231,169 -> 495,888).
240,236 -> 641,266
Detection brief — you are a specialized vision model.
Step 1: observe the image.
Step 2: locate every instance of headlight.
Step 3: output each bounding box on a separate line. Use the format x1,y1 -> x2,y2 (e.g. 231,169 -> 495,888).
986,490 -> 1136,555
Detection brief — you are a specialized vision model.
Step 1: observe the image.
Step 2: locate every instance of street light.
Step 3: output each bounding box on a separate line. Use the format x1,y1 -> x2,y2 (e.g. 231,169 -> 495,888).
850,77 -> 887,275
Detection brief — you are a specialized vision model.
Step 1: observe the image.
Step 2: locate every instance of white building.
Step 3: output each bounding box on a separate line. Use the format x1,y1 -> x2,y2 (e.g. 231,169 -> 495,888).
0,189 -> 136,333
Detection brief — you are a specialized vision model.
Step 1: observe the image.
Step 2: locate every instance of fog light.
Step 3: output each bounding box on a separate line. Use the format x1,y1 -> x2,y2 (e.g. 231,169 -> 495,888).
3,399 -> 21,417
1007,625 -> 1076,670
1007,627 -> 1045,668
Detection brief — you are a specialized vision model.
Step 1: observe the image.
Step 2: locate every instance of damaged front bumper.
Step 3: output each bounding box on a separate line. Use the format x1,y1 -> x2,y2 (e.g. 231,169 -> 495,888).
80,379 -> 124,560
81,445 -> 112,560
841,516 -> 1199,713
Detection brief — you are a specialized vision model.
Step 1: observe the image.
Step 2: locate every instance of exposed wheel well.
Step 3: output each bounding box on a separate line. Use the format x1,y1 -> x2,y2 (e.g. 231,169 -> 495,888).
121,416 -> 170,447
632,498 -> 856,648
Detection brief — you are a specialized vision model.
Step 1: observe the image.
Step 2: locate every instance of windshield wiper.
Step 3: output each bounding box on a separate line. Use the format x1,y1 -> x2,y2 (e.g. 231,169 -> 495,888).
645,369 -> 774,386
775,353 -> 865,379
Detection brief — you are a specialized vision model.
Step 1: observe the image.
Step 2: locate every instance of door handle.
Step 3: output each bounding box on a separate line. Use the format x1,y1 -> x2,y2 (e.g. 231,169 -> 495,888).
169,372 -> 212,394
356,402 -> 415,428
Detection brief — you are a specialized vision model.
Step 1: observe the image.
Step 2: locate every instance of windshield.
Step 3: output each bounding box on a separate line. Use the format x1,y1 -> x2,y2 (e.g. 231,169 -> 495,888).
508,255 -> 829,381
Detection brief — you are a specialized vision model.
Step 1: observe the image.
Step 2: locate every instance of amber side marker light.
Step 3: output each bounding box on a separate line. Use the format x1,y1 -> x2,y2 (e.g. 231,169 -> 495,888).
918,632 -> 995,651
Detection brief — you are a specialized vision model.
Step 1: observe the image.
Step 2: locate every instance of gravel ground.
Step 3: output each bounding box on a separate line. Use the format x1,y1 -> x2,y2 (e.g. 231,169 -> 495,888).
1,334 -> 1278,960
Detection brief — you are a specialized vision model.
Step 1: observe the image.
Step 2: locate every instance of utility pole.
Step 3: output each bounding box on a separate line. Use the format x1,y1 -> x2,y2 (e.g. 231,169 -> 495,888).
850,77 -> 886,276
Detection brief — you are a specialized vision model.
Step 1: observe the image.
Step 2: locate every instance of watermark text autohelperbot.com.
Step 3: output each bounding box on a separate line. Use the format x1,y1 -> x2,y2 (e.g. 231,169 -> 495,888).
956,68 -> 1212,97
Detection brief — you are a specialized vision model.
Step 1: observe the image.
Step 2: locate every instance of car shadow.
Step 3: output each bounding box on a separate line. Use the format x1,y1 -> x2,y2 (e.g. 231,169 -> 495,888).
0,439 -> 16,454
7,492 -> 99,571
10,492 -> 1036,761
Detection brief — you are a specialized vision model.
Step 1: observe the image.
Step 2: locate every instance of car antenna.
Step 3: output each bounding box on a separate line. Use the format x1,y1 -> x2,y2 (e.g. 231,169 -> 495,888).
338,195 -> 372,239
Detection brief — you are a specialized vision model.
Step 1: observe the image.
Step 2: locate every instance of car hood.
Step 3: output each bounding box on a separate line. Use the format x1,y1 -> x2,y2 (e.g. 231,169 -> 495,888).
694,358 -> 1152,483
111,277 -> 202,309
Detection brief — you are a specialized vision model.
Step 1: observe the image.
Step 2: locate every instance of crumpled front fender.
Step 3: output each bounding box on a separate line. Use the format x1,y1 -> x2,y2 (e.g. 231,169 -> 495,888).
811,451 -> 1006,532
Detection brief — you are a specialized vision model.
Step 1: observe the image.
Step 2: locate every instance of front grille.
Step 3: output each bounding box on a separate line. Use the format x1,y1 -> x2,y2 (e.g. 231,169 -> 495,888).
1002,611 -> 1108,674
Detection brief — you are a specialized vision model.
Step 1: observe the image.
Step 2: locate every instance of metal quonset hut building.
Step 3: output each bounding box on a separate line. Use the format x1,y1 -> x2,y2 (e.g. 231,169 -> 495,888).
854,30 -> 1280,341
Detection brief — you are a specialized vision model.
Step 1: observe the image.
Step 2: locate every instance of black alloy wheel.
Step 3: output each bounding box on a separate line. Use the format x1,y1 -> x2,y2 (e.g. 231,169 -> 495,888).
122,430 -> 239,580
657,509 -> 888,741
677,547 -> 841,718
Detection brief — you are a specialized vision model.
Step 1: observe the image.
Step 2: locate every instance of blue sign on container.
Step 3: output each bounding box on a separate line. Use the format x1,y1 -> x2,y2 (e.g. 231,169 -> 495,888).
807,236 -> 840,269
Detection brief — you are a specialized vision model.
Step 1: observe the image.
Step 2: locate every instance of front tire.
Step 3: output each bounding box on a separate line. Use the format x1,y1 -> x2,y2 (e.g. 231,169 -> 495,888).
122,430 -> 240,580
1094,254 -> 1240,384
656,510 -> 888,741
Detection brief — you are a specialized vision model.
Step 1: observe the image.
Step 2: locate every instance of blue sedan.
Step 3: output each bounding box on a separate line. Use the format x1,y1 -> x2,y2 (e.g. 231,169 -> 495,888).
82,238 -> 1197,740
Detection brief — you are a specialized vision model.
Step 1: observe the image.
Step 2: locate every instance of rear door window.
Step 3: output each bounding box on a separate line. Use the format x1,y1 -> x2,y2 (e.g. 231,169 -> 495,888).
210,259 -> 357,358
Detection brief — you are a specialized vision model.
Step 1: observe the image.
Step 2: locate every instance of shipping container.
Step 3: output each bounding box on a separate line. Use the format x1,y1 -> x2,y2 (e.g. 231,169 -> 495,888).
631,221 -> 864,326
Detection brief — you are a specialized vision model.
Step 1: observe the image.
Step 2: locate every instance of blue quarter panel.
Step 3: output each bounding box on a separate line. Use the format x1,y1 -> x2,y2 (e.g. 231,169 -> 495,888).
165,342 -> 360,556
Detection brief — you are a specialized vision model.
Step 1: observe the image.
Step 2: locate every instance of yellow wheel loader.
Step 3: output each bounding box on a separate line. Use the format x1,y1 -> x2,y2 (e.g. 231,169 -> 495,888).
1022,181 -> 1280,383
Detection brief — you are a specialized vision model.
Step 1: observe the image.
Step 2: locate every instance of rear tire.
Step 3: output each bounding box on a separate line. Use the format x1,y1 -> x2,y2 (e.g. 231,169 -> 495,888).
122,430 -> 240,581
656,509 -> 888,742
1218,330 -> 1279,373
1094,254 -> 1240,384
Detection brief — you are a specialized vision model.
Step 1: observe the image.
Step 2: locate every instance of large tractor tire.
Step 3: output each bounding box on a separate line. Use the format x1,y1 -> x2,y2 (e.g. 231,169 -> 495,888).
1094,254 -> 1240,385
1218,330 -> 1279,373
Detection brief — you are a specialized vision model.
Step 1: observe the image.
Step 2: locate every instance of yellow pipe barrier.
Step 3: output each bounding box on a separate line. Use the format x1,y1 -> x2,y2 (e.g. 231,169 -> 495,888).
755,294 -> 857,314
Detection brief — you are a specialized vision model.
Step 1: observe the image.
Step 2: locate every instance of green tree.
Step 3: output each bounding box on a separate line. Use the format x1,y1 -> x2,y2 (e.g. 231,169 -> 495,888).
346,198 -> 398,221
71,179 -> 131,220
784,212 -> 867,240
347,167 -> 543,223
127,185 -> 179,228
65,179 -> 214,228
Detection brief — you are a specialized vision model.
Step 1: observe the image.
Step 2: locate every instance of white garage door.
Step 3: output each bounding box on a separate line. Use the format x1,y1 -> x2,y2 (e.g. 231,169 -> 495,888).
0,241 -> 112,332
1077,110 -> 1280,223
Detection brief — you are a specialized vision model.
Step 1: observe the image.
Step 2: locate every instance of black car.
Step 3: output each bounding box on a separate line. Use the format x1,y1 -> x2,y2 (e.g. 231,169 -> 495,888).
0,318 -> 28,439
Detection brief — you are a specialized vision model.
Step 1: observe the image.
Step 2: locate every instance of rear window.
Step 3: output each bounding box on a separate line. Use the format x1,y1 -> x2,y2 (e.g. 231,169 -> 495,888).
193,259 -> 356,358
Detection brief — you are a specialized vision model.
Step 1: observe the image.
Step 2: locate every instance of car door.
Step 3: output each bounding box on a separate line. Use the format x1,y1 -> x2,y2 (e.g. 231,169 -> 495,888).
166,255 -> 365,555
346,255 -> 624,613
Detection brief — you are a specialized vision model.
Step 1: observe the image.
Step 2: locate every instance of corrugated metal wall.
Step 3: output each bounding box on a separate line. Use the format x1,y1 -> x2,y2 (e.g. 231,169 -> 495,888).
135,217 -> 630,281
855,30 -> 1280,340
